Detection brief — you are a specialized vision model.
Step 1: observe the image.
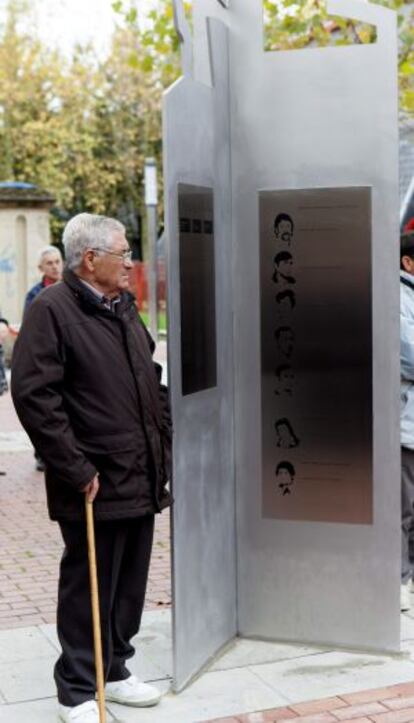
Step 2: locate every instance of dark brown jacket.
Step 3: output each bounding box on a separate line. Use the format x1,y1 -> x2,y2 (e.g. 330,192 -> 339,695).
11,270 -> 172,522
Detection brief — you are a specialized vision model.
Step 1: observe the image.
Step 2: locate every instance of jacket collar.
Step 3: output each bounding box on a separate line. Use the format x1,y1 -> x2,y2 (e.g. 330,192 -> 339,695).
63,269 -> 135,315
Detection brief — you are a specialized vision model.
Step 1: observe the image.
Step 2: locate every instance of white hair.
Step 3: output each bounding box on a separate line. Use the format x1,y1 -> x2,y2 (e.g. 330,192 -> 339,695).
62,213 -> 125,271
38,245 -> 62,266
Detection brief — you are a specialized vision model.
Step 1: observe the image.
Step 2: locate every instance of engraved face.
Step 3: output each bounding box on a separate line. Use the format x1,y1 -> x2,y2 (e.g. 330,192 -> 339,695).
275,327 -> 294,358
274,214 -> 294,245
275,461 -> 295,496
277,220 -> 293,243
274,419 -> 299,448
273,251 -> 295,285
276,290 -> 296,309
274,364 -> 295,395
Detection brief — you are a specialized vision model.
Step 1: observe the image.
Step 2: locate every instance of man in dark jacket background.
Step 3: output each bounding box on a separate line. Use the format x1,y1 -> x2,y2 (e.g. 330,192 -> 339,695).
23,244 -> 63,315
12,213 -> 172,723
0,313 -> 9,395
23,244 -> 63,470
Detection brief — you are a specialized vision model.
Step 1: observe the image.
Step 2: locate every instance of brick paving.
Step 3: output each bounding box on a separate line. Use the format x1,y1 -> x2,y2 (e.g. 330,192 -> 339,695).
0,353 -> 171,630
203,683 -> 414,723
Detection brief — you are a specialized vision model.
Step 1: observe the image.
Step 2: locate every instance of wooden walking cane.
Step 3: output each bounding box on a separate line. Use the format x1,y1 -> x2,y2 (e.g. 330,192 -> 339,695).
85,496 -> 106,723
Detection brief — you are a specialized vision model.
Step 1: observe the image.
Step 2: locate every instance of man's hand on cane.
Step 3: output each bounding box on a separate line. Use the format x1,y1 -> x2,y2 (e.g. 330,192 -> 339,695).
83,475 -> 100,503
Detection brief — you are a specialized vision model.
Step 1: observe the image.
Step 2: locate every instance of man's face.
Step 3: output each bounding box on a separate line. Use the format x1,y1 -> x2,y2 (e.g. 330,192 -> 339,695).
278,258 -> 293,280
92,231 -> 132,296
277,469 -> 293,485
0,321 -> 8,344
402,255 -> 414,276
277,423 -> 293,445
39,251 -> 63,282
275,220 -> 293,244
277,467 -> 293,484
280,368 -> 294,389
277,468 -> 294,495
278,330 -> 294,357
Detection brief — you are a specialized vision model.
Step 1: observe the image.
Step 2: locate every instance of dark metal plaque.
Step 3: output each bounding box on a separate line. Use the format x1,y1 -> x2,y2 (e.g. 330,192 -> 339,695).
260,188 -> 372,524
178,184 -> 217,396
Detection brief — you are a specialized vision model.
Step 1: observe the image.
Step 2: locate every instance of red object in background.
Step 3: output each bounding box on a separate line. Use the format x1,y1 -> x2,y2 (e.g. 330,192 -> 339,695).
404,218 -> 414,233
128,260 -> 166,312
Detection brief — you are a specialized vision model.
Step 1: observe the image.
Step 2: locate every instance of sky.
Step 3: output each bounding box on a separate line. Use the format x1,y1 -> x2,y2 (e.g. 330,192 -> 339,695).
1,0 -> 157,57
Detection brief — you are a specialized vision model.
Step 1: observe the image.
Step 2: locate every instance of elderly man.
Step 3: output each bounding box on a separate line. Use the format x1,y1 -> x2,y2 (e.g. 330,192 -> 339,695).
24,244 -> 63,315
12,213 -> 172,723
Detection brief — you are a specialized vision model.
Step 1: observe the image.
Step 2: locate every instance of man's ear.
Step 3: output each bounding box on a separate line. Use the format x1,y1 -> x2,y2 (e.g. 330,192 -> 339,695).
402,255 -> 414,273
83,249 -> 96,273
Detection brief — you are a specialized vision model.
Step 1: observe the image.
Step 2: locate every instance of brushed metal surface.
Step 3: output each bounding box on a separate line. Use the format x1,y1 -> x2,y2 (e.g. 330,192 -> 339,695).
164,17 -> 236,691
223,0 -> 400,650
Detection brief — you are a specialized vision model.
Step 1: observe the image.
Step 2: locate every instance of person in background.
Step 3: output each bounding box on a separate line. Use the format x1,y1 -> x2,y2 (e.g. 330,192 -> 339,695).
24,244 -> 63,317
24,245 -> 63,470
400,230 -> 414,611
0,313 -> 9,395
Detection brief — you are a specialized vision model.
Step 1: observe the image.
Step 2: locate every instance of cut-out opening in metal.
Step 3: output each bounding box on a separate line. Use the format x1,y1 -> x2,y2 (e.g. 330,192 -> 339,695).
263,0 -> 377,53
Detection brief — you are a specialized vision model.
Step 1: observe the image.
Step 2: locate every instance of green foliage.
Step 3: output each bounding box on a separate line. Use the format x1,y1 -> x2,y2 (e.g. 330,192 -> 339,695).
0,0 -> 160,246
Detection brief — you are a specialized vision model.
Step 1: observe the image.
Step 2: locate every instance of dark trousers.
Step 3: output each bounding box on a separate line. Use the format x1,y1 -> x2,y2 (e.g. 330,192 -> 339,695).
54,515 -> 155,706
0,345 -> 7,395
402,447 -> 414,583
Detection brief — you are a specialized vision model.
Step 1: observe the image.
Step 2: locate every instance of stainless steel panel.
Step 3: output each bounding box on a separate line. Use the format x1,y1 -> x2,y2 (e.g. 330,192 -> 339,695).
164,16 -> 236,691
260,187 -> 372,524
191,0 -> 400,652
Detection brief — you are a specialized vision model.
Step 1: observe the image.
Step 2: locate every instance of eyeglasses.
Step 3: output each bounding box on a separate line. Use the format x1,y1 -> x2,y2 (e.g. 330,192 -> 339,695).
91,247 -> 133,262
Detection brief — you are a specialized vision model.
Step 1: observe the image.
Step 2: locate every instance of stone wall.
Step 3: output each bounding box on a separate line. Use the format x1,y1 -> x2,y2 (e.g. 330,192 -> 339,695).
0,208 -> 51,324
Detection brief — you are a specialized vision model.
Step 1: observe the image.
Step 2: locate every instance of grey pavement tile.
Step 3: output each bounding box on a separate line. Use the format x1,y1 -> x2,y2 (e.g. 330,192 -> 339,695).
135,609 -> 172,678
209,637 -> 329,672
0,626 -> 57,664
0,699 -> 118,723
108,668 -> 288,723
122,647 -> 171,682
0,656 -> 55,703
37,624 -> 60,652
38,613 -> 172,678
249,649 -> 414,704
399,638 -> 414,660
0,431 -> 31,452
140,608 -> 171,628
401,611 -> 414,641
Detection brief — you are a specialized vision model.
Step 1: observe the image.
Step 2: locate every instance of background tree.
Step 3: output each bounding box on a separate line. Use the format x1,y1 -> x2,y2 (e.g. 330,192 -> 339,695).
0,0 -> 161,248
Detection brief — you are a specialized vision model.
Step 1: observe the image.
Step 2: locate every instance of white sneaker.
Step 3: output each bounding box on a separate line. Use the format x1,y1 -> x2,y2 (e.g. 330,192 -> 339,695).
105,675 -> 161,707
58,700 -> 99,722
401,584 -> 411,612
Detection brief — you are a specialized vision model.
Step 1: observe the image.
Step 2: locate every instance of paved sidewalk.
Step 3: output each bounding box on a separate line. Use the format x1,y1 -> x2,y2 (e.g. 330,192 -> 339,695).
204,684 -> 414,722
0,341 -> 171,629
3,610 -> 414,722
